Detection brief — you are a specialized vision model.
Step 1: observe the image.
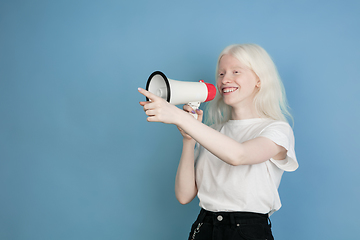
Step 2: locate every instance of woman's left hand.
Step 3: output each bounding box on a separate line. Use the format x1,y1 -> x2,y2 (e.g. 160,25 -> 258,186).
138,88 -> 184,125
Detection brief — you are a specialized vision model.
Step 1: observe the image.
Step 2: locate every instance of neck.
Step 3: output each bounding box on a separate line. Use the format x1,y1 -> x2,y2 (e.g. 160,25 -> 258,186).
230,105 -> 260,120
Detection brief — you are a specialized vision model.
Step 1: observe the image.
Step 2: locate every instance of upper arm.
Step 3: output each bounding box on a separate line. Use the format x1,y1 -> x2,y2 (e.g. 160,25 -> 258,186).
236,137 -> 287,165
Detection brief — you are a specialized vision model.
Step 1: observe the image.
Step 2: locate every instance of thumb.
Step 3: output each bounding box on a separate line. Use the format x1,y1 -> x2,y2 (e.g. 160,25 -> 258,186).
196,109 -> 203,122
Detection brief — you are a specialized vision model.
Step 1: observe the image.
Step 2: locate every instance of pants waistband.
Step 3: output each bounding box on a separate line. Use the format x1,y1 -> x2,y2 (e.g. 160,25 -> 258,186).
197,208 -> 271,227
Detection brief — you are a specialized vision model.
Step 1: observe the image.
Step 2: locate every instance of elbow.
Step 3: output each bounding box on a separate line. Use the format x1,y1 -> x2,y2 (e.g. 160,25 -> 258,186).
177,198 -> 191,205
226,153 -> 245,166
228,160 -> 242,166
175,189 -> 197,205
176,194 -> 194,205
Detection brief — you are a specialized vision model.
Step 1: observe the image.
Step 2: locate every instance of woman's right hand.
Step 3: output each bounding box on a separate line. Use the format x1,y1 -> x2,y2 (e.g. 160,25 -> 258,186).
177,105 -> 203,141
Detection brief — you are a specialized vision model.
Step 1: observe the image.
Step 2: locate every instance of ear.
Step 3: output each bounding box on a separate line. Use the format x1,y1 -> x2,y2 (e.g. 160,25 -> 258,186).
256,78 -> 261,88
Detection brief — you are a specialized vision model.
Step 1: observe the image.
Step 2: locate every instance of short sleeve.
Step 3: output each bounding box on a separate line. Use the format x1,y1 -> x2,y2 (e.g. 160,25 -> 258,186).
259,122 -> 299,172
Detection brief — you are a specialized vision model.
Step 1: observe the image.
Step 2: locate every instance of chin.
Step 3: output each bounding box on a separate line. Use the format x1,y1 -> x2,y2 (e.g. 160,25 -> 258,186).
223,99 -> 236,107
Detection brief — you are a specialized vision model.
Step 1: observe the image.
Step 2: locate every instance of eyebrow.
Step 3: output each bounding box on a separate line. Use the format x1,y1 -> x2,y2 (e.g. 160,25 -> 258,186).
218,66 -> 245,71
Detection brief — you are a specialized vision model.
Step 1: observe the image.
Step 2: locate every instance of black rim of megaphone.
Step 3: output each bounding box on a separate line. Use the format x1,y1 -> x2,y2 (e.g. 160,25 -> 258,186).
146,71 -> 171,102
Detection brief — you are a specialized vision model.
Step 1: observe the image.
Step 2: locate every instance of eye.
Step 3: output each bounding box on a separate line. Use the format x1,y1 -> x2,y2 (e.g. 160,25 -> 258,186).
218,72 -> 224,77
234,70 -> 240,74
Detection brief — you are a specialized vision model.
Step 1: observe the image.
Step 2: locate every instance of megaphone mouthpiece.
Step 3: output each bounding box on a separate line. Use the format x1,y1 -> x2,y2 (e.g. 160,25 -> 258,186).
200,80 -> 217,102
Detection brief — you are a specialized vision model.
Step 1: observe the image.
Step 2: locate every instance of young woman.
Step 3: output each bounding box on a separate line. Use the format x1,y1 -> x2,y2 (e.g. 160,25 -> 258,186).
139,43 -> 298,240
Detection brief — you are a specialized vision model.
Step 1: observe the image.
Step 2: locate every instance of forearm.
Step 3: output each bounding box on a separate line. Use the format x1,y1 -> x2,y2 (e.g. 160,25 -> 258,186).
175,139 -> 198,204
139,87 -> 242,165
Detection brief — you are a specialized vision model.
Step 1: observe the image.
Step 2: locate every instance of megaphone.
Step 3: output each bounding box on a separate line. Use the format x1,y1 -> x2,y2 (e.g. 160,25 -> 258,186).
146,71 -> 217,118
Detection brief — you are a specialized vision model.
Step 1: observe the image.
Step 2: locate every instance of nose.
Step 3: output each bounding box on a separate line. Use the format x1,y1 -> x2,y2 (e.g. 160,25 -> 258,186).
221,73 -> 232,84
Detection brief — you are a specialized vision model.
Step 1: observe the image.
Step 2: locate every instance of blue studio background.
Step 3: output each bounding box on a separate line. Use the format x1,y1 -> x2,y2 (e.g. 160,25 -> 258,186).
1,0 -> 359,239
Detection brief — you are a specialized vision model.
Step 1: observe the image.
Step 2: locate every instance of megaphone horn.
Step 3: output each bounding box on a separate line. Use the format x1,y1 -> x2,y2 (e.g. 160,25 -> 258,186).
145,71 -> 216,106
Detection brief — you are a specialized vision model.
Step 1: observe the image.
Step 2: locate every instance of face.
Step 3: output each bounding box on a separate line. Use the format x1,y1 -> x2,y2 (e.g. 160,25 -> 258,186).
217,54 -> 260,109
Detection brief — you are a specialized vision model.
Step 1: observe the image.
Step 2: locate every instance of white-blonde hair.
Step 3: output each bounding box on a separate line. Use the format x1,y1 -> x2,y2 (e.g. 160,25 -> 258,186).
204,43 -> 293,126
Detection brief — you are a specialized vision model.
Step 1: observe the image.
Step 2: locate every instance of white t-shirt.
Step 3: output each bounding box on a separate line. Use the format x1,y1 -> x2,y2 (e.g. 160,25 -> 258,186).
195,118 -> 298,215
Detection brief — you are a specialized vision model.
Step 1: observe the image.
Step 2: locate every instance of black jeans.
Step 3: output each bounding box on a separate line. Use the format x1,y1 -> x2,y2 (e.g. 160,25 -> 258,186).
188,208 -> 274,240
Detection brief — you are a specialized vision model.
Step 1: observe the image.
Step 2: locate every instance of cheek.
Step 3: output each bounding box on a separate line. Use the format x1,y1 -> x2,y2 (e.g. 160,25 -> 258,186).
216,81 -> 222,94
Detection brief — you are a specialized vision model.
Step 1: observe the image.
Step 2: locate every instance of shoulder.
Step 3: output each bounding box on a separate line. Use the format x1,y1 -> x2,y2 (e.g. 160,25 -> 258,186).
260,119 -> 298,171
258,119 -> 295,151
259,119 -> 293,136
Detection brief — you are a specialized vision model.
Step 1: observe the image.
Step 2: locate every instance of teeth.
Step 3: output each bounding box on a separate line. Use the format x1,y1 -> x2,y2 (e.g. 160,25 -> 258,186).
223,88 -> 237,93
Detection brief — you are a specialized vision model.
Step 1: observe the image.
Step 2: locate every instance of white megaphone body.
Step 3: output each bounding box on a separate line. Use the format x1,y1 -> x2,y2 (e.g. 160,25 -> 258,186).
146,71 -> 217,118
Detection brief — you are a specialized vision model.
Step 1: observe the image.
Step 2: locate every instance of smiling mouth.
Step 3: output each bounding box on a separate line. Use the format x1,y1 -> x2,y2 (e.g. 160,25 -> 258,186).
222,87 -> 238,93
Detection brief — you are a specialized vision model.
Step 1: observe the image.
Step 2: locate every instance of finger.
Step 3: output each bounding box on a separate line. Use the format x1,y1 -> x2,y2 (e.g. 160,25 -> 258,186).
196,109 -> 203,122
196,109 -> 203,115
183,104 -> 195,113
145,109 -> 156,116
147,116 -> 159,122
177,126 -> 193,139
139,101 -> 150,106
177,126 -> 189,136
142,102 -> 158,111
177,126 -> 184,133
183,105 -> 199,116
138,88 -> 161,102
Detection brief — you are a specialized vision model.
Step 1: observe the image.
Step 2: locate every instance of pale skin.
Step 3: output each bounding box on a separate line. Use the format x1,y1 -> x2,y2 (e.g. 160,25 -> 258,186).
138,54 -> 287,204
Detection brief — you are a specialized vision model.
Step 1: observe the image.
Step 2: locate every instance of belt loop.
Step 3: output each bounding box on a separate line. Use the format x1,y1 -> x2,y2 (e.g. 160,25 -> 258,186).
267,216 -> 272,228
197,208 -> 207,223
